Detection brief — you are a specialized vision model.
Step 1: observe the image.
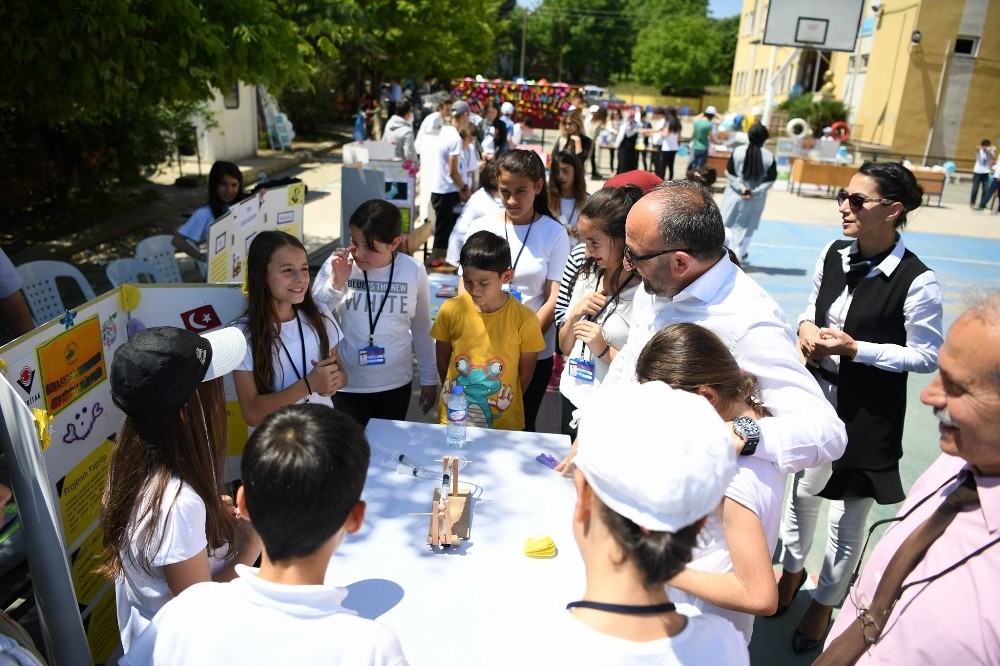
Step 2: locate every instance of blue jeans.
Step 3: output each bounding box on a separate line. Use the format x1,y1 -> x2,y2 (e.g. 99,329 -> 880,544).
971,172 -> 990,205
979,177 -> 999,210
689,149 -> 708,169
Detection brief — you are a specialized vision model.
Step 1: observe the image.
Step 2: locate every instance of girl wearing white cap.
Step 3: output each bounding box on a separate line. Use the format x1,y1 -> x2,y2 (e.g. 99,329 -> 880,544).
537,381 -> 747,664
636,323 -> 784,644
100,326 -> 262,655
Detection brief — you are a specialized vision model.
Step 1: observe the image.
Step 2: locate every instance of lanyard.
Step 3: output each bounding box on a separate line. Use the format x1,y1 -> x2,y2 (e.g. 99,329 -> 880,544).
363,255 -> 395,347
504,214 -> 536,277
277,313 -> 307,383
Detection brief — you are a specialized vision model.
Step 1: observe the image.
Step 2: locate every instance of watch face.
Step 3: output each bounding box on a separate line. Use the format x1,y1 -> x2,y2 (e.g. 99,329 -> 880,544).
734,416 -> 760,437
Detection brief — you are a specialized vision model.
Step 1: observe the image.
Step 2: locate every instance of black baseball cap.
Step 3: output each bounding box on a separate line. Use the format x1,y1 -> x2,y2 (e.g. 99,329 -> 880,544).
111,326 -> 246,421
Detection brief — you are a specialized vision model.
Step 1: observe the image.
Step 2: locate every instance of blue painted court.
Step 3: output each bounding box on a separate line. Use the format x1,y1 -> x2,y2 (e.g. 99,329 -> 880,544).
744,220 -> 1000,664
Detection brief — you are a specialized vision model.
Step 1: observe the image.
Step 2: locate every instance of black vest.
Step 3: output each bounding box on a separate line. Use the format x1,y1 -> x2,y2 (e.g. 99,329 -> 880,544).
814,240 -> 930,503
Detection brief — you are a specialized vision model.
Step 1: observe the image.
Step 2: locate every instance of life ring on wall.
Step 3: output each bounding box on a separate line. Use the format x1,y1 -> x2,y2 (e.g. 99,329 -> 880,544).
786,117 -> 809,138
830,121 -> 851,142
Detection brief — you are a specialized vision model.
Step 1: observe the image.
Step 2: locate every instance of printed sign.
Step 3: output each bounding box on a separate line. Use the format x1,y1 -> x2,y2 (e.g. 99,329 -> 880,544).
37,316 -> 106,415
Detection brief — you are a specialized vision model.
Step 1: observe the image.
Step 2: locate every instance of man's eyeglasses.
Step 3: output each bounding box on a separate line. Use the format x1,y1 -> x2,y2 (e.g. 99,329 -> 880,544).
837,190 -> 895,211
623,245 -> 692,269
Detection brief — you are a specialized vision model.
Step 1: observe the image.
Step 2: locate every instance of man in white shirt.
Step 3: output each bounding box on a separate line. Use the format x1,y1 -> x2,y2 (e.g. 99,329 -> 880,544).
429,100 -> 472,261
564,180 -> 847,474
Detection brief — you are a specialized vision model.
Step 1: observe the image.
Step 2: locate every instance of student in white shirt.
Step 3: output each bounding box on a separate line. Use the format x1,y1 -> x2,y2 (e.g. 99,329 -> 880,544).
233,231 -> 346,427
123,405 -> 408,665
497,383 -> 747,665
429,101 -> 472,262
447,160 -> 503,267
556,185 -> 643,436
313,200 -> 437,425
637,323 -> 785,643
464,150 -> 571,431
547,150 -> 590,237
970,138 -> 994,208
101,326 -> 261,655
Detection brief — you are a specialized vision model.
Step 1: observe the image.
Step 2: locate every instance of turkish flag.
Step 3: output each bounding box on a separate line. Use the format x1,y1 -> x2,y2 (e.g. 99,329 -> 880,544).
180,304 -> 222,332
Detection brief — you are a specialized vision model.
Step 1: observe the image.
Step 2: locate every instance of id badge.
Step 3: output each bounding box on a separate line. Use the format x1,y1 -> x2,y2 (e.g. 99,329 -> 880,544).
502,284 -> 523,302
359,345 -> 386,366
568,357 -> 595,384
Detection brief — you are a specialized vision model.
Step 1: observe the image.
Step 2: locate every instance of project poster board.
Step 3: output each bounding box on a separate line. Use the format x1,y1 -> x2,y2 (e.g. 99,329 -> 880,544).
762,0 -> 864,53
0,283 -> 249,663
205,183 -> 306,285
341,167 -> 388,247
369,160 -> 417,234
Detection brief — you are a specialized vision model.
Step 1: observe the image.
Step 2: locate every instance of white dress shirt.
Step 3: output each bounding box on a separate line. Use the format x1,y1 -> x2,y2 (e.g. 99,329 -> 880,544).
799,238 -> 943,374
600,253 -> 847,474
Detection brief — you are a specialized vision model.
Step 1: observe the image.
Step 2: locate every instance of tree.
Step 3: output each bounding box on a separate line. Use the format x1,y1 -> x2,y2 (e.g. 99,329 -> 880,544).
0,0 -> 308,124
521,0 -> 635,83
629,0 -> 740,90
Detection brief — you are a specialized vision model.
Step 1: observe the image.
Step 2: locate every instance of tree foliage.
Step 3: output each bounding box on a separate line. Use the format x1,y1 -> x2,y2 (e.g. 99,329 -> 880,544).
0,0 -> 307,124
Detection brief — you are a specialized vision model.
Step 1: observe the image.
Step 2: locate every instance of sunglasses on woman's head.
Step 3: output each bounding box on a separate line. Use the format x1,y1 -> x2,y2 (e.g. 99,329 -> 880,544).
837,190 -> 895,211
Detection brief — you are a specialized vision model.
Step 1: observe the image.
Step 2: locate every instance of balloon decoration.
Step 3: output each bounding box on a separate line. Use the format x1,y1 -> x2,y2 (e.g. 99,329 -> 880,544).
451,78 -> 585,130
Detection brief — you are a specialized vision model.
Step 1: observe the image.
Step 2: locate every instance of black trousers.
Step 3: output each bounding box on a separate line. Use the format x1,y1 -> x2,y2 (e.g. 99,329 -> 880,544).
333,380 -> 413,428
522,356 -> 554,433
431,191 -> 460,251
662,150 -> 678,181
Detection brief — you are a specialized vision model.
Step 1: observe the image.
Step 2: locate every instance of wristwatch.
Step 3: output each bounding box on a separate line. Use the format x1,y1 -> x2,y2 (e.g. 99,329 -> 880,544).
733,416 -> 761,457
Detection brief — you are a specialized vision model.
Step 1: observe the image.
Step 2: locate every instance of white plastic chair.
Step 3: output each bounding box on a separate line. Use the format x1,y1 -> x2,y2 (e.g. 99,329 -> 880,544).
15,260 -> 97,326
105,258 -> 166,287
135,235 -> 183,283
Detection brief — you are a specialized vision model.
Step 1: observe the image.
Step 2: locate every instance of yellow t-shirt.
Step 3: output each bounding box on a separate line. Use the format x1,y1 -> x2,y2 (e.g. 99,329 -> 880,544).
430,293 -> 545,431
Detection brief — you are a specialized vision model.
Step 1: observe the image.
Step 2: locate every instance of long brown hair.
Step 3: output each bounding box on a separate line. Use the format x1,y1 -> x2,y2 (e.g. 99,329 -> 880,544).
242,231 -> 332,395
569,184 -> 644,320
635,323 -> 771,418
99,378 -> 236,578
547,150 -> 588,215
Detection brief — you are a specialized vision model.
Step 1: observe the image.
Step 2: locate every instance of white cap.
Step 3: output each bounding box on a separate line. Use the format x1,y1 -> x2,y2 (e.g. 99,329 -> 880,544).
575,382 -> 736,533
500,101 -> 515,115
705,106 -> 718,116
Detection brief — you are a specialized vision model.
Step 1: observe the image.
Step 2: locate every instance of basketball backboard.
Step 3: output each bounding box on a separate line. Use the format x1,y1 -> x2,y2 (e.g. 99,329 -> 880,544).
763,0 -> 865,53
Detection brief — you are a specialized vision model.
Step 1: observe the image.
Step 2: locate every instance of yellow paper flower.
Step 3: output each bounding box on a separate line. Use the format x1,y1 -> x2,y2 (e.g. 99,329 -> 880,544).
118,284 -> 141,312
32,408 -> 52,451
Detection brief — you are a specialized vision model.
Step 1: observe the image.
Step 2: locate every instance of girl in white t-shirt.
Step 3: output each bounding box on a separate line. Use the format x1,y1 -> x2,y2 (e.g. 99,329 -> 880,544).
556,184 -> 643,436
547,150 -> 589,238
464,149 -> 571,431
313,199 -> 437,426
636,323 -> 785,644
101,326 -> 262,655
233,231 -> 346,427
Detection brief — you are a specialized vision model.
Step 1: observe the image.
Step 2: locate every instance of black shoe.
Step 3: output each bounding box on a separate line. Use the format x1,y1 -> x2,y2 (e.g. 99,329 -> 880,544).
792,630 -> 824,654
769,568 -> 807,617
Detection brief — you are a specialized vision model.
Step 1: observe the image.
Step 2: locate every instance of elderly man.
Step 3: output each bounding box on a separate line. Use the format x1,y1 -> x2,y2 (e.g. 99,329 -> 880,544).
564,180 -> 846,473
816,291 -> 1000,665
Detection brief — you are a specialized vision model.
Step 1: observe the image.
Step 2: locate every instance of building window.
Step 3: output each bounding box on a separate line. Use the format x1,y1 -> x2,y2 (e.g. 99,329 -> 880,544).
848,55 -> 856,70
742,12 -> 753,36
955,36 -> 980,57
223,83 -> 240,109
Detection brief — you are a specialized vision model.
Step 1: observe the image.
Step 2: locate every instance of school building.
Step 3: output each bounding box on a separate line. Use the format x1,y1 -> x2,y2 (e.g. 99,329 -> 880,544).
727,0 -> 999,169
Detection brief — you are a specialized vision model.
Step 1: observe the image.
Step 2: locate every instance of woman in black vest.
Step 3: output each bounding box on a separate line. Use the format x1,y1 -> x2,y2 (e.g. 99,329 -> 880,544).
772,161 -> 944,653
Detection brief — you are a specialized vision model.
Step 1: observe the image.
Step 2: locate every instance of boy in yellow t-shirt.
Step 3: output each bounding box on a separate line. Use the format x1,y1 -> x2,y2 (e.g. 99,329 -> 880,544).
431,231 -> 545,430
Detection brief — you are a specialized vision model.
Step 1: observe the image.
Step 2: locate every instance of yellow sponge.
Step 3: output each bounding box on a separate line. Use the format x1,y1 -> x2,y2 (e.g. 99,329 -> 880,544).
523,535 -> 557,559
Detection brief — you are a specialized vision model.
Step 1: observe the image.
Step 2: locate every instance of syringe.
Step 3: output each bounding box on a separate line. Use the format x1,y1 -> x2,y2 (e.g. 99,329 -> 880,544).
380,458 -> 439,480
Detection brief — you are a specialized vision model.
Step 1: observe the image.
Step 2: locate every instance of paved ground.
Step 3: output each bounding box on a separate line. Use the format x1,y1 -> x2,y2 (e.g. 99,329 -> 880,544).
7,140 -> 1000,663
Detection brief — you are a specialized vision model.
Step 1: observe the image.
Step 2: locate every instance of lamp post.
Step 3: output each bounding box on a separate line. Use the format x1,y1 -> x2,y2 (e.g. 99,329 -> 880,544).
519,10 -> 530,79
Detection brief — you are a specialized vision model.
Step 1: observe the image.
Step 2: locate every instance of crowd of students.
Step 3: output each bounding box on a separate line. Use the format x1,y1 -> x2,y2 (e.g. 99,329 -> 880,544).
96,94 -> 1000,664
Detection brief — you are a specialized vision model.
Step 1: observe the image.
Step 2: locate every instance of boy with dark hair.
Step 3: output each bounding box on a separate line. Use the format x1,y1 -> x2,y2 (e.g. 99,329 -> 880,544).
122,404 -> 408,665
431,231 -> 545,430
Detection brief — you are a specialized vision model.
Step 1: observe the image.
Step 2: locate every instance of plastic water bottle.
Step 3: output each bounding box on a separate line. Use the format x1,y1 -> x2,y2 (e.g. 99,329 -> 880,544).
446,385 -> 467,449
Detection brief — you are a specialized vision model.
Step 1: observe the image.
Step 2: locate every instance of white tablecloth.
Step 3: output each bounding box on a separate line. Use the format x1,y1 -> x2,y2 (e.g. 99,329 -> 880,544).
326,419 -> 576,665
